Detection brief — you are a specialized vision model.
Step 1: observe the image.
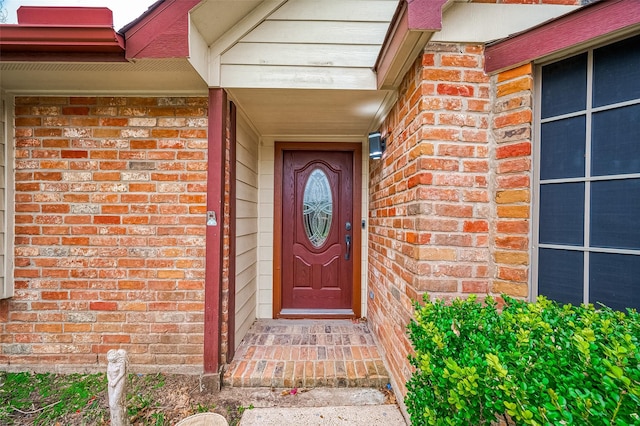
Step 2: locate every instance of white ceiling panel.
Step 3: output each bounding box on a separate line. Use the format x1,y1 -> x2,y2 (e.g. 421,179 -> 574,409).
228,88 -> 394,136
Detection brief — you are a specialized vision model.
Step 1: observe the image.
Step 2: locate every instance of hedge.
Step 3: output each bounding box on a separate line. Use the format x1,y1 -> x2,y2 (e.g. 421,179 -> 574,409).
406,295 -> 640,425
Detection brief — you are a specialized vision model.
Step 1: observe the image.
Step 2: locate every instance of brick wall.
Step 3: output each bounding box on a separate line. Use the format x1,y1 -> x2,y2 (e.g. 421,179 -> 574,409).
367,0 -> 580,411
368,42 -> 492,396
368,40 -> 539,411
491,64 -> 534,298
1,96 -> 212,373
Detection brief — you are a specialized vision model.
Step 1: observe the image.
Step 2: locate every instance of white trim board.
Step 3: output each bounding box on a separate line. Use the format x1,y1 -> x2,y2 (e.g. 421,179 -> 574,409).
431,3 -> 581,43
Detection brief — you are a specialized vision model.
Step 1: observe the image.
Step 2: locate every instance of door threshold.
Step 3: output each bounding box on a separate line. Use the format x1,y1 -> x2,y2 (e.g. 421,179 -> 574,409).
278,308 -> 356,319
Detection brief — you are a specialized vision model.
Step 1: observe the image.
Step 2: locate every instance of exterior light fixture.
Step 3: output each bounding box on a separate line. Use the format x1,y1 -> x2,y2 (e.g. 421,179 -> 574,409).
368,131 -> 386,159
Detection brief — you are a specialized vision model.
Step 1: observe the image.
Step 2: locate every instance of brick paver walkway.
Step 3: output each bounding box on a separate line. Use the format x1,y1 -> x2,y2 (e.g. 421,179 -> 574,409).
223,319 -> 390,388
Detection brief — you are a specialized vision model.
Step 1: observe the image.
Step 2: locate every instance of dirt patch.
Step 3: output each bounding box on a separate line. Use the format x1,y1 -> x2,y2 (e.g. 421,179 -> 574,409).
1,373 -> 246,426
2,372 -> 398,425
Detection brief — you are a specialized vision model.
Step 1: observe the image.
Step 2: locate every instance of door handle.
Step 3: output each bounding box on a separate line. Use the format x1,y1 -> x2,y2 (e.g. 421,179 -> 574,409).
345,234 -> 351,260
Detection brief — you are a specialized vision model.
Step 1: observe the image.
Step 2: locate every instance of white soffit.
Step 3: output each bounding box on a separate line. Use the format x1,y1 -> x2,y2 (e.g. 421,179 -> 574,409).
431,3 -> 582,43
190,0 -> 263,45
196,0 -> 397,90
0,60 -> 208,95
203,0 -> 289,86
228,88 -> 396,136
190,0 -> 400,135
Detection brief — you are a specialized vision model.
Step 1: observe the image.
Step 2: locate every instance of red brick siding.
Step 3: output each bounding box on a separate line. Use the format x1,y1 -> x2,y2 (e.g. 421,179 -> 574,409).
368,42 -> 538,410
1,96 -> 214,372
491,64 -> 533,298
368,43 -> 492,396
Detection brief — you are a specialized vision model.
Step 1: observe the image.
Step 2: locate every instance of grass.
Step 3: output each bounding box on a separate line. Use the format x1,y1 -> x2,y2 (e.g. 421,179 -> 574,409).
0,371 -> 243,425
0,371 -> 107,425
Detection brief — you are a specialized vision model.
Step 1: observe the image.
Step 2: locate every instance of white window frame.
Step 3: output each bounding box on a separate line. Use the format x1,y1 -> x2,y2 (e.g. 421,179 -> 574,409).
532,35 -> 640,306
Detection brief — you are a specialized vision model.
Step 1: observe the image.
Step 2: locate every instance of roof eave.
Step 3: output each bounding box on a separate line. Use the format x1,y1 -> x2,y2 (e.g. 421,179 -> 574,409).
485,0 -> 640,74
374,0 -> 451,90
123,0 -> 201,60
0,25 -> 126,62
0,6 -> 126,62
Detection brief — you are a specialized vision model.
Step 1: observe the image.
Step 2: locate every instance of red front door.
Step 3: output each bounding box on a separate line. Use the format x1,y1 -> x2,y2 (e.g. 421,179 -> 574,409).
277,145 -> 359,317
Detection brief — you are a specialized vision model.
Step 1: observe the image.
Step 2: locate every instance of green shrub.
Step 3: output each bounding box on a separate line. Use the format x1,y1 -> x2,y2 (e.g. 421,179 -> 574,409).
405,295 -> 640,425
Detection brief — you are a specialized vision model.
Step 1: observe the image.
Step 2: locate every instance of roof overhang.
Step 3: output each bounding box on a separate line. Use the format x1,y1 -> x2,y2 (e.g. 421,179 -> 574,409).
185,0 -> 399,136
122,0 -> 201,60
485,0 -> 640,74
0,6 -> 125,62
0,4 -> 207,95
0,60 -> 208,95
6,0 -> 614,136
375,0 -> 581,90
375,0 -> 451,90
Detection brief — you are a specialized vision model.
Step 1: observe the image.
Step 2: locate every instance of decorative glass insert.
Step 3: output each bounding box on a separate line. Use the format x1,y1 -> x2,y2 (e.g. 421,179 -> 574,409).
303,169 -> 333,247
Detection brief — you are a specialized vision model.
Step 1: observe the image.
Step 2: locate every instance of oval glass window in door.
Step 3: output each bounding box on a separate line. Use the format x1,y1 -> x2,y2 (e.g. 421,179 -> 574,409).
302,169 -> 333,247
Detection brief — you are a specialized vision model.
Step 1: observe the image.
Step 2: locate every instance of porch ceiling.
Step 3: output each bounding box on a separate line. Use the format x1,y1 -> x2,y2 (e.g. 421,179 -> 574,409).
189,0 -> 397,90
228,88 -> 396,136
190,0 -> 399,136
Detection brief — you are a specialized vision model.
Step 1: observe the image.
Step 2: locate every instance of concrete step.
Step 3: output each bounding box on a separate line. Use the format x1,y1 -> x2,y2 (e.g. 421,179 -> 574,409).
217,387 -> 406,426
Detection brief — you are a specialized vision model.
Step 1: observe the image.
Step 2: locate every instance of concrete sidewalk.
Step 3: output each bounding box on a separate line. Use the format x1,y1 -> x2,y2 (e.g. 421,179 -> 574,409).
217,387 -> 407,425
239,404 -> 406,425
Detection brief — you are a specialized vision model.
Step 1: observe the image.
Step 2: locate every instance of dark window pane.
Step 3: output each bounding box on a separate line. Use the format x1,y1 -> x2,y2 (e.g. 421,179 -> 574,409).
591,179 -> 640,250
590,252 -> 640,311
541,53 -> 587,119
540,116 -> 586,179
593,34 -> 640,107
591,104 -> 640,176
538,248 -> 584,306
539,183 -> 584,246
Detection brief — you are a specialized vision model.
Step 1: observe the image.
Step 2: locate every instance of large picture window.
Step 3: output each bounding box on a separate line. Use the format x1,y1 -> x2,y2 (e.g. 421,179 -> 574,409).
534,34 -> 640,311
